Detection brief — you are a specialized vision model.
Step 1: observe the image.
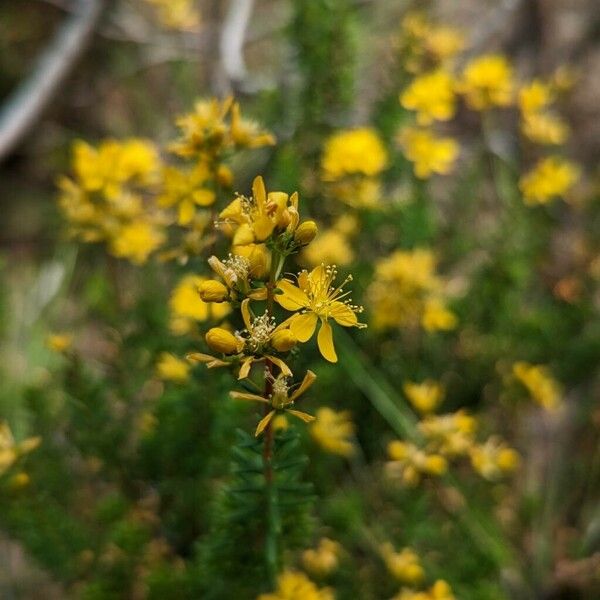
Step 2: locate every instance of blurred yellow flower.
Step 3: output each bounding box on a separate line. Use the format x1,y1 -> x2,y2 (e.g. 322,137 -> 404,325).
418,410 -> 477,457
459,54 -> 514,110
310,408 -> 356,457
302,538 -> 341,577
380,543 -> 425,585
393,580 -> 455,600
387,440 -> 448,486
512,362 -> 562,410
156,352 -> 190,383
400,70 -> 456,125
470,437 -> 520,480
398,127 -> 458,179
368,249 -> 454,332
426,27 -> 465,64
322,128 -> 388,180
169,275 -> 230,335
0,422 -> 41,477
303,229 -> 353,268
158,164 -> 216,225
521,112 -> 569,145
327,177 -> 382,208
46,333 -> 73,354
403,380 -> 444,414
110,220 -> 166,265
145,0 -> 200,30
421,298 -> 457,332
518,80 -> 553,115
73,139 -> 160,199
258,570 -> 333,600
519,157 -> 580,205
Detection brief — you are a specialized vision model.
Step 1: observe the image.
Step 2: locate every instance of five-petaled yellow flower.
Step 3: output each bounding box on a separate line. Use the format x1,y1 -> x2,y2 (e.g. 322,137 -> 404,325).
275,265 -> 365,363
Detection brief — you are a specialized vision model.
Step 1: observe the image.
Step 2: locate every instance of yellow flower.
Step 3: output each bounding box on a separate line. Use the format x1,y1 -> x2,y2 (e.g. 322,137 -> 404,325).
310,407 -> 356,457
0,422 -> 41,477
220,176 -> 299,244
258,570 -> 334,600
397,127 -> 458,179
380,543 -> 425,585
302,538 -> 341,577
425,27 -> 465,63
156,352 -> 190,383
109,220 -> 165,265
387,440 -> 448,486
46,333 -> 73,354
170,98 -> 274,160
169,275 -> 230,335
470,437 -> 520,480
519,157 -> 580,205
322,128 -> 388,180
275,265 -> 365,363
421,298 -> 457,332
512,361 -> 562,410
303,229 -> 354,268
230,371 -> 317,437
73,139 -> 160,199
392,580 -> 455,600
368,249 -> 453,331
459,54 -> 514,110
403,380 -> 444,414
158,164 -> 215,225
521,112 -> 569,145
327,177 -> 382,208
518,80 -> 553,115
400,70 -> 456,125
418,411 -> 477,457
145,0 -> 200,30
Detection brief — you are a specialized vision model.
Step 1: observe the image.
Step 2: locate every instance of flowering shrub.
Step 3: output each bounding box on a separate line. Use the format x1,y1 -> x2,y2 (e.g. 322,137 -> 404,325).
1,3 -> 598,600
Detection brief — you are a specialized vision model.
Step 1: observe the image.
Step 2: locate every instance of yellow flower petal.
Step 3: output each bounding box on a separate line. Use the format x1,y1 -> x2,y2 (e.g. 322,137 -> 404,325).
287,409 -> 316,424
255,410 -> 276,436
330,301 -> 358,327
240,298 -> 252,331
290,312 -> 318,342
317,321 -> 337,363
275,279 -> 310,311
265,355 -> 293,377
178,199 -> 195,225
290,370 -> 317,401
238,357 -> 254,380
230,391 -> 269,403
252,175 -> 267,205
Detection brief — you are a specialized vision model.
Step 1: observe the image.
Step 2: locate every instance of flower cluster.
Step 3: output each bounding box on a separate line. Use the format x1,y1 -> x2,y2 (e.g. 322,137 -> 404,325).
396,12 -> 582,196
257,570 -> 333,600
321,128 -> 388,208
58,99 -> 275,265
381,539 -> 455,600
387,382 -> 519,485
302,538 -> 342,577
367,249 -> 456,332
189,176 -> 365,436
144,0 -> 200,30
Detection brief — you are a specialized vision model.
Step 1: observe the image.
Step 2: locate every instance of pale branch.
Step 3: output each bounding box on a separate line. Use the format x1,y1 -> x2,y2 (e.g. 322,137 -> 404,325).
0,0 -> 103,163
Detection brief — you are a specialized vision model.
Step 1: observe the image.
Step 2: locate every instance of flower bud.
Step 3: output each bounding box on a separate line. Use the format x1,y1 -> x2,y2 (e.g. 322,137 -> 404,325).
271,329 -> 297,352
294,220 -> 318,246
206,328 -> 243,354
233,243 -> 271,279
198,280 -> 229,303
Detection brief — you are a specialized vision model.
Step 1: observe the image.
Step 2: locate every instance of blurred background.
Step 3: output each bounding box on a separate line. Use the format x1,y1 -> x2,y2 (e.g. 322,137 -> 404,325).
0,1 -> 599,598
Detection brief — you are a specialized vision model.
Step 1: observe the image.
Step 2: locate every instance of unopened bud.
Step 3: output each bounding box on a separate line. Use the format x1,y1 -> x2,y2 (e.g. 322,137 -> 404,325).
198,280 -> 229,303
294,220 -> 318,246
271,329 -> 297,352
206,328 -> 243,354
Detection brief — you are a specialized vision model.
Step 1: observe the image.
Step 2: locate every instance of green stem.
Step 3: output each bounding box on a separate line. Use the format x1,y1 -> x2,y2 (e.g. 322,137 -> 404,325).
337,329 -> 515,569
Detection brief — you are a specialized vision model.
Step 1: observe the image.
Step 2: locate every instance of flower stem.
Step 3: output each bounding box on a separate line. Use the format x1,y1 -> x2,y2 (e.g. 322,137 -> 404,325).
263,250 -> 281,587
